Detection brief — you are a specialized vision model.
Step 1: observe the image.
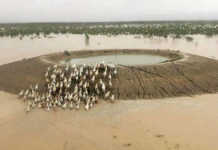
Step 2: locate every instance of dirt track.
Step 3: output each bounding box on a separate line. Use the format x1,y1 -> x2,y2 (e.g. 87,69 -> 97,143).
0,49 -> 218,100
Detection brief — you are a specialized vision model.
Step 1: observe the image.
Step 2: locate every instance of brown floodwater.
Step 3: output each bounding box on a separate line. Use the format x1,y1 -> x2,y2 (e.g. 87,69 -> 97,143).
0,34 -> 218,65
1,34 -> 218,150
1,92 -> 218,150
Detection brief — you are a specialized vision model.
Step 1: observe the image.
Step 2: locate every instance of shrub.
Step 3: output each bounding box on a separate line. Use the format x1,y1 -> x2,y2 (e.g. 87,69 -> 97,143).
64,50 -> 71,56
185,36 -> 194,42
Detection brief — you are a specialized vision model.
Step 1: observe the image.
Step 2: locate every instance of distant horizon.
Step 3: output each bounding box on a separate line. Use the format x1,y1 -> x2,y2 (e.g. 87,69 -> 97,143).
1,19 -> 218,24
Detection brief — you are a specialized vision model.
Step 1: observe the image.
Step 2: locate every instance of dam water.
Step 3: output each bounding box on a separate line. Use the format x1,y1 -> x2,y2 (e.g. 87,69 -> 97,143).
66,54 -> 168,66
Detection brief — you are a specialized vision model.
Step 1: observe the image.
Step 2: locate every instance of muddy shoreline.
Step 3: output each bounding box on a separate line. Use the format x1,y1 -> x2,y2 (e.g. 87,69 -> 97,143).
0,49 -> 218,99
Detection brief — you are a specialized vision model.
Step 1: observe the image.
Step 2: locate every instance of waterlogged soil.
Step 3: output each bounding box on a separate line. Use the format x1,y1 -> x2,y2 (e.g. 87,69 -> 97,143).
0,49 -> 218,100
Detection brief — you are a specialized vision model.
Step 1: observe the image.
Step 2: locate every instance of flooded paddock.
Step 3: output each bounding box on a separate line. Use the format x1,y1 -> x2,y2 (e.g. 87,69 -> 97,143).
1,33 -> 218,150
0,34 -> 218,65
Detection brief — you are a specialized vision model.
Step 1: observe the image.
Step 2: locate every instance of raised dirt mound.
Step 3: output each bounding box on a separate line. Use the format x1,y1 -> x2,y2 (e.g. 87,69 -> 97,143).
0,49 -> 218,100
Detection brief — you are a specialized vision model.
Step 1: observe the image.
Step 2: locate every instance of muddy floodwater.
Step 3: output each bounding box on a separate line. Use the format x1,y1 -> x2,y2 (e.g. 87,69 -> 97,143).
66,54 -> 168,66
1,34 -> 218,150
0,34 -> 218,65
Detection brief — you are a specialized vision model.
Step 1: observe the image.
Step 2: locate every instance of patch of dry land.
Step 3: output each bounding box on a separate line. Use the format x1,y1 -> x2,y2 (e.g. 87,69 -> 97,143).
1,34 -> 218,150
